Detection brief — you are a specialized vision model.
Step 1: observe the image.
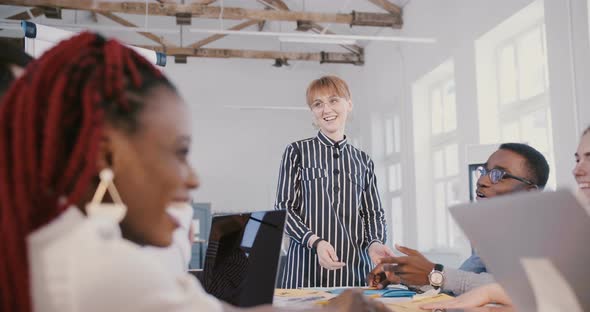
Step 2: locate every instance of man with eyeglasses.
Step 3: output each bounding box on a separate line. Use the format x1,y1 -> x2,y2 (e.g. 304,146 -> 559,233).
367,143 -> 549,295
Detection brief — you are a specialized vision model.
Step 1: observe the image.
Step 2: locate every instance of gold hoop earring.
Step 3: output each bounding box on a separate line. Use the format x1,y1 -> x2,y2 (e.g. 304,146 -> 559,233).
85,168 -> 127,223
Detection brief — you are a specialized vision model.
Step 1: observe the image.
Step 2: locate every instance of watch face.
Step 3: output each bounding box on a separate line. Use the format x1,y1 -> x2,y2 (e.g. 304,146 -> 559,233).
429,272 -> 444,285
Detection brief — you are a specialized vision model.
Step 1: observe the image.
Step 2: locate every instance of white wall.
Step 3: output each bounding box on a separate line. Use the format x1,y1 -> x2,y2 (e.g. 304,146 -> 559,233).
163,58 -> 349,213
544,0 -> 590,187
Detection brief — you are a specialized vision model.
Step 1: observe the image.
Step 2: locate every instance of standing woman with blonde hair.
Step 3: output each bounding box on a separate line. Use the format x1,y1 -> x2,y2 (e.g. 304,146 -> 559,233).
275,75 -> 394,288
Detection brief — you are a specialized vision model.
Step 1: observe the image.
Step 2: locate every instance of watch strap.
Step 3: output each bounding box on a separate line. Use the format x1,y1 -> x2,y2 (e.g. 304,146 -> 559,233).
311,238 -> 325,250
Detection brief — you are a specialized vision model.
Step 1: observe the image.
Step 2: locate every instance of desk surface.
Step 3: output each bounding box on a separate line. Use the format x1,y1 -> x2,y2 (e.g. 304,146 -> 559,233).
273,288 -> 516,312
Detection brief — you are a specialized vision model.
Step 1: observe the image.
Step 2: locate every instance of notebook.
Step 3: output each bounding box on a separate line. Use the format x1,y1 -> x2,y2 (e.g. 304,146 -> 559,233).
450,189 -> 590,311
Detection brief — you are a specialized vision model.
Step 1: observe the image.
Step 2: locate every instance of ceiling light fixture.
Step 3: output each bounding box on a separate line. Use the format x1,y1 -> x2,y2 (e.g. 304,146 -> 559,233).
188,28 -> 436,44
278,36 -> 357,45
0,20 -> 436,44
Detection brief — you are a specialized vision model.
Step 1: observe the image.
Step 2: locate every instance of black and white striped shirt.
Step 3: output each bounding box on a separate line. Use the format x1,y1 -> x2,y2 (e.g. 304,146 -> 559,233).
275,131 -> 387,288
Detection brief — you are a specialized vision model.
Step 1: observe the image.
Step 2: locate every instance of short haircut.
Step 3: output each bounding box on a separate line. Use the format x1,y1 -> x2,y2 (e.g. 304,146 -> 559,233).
306,75 -> 351,106
0,41 -> 33,99
499,143 -> 550,188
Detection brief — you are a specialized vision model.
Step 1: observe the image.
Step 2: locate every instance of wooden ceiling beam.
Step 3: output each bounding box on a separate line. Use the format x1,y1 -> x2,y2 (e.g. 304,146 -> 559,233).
188,19 -> 258,48
257,0 -> 363,56
135,45 -> 363,64
99,12 -> 174,47
0,0 -> 400,27
6,6 -> 44,19
309,23 -> 363,55
367,0 -> 402,15
187,1 -> 277,48
157,0 -> 217,4
257,0 -> 289,11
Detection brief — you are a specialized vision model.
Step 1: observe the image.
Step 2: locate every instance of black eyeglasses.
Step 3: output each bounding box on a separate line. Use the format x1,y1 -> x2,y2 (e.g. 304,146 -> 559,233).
476,166 -> 537,187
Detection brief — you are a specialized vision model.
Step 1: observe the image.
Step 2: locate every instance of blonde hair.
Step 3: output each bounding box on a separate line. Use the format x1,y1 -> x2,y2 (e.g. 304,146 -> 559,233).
306,75 -> 351,106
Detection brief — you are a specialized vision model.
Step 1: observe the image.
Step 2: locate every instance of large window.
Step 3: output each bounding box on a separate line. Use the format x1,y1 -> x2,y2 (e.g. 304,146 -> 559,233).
412,59 -> 463,252
476,0 -> 555,188
370,112 -> 404,246
432,144 -> 460,247
497,24 -> 548,106
496,25 -> 554,187
384,114 -> 403,245
430,77 -> 460,248
431,80 -> 457,135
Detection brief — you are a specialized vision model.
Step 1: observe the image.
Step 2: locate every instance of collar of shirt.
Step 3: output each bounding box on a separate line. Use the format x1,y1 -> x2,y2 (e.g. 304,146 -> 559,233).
317,131 -> 347,151
28,206 -> 85,247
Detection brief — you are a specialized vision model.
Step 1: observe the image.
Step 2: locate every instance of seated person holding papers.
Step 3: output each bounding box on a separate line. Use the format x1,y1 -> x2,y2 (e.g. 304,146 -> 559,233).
422,125 -> 590,310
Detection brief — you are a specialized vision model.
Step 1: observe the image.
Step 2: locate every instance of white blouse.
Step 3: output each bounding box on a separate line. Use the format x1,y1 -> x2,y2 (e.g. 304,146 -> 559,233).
143,204 -> 194,276
27,207 -> 222,312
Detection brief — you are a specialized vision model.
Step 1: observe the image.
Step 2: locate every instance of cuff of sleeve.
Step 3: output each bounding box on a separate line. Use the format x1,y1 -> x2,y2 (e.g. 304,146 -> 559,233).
441,268 -> 463,295
206,241 -> 220,257
367,239 -> 383,248
302,231 -> 314,249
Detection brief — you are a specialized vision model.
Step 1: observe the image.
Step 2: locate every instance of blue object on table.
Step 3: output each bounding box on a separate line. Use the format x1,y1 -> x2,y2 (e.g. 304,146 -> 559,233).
381,289 -> 416,298
326,288 -> 415,298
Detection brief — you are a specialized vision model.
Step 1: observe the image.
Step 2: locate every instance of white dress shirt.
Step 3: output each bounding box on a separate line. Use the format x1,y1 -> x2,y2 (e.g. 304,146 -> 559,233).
143,203 -> 194,276
28,207 -> 222,312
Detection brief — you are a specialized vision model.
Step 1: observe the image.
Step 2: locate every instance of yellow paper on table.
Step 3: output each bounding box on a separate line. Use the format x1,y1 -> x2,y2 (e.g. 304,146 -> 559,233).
274,288 -> 329,298
386,294 -> 454,312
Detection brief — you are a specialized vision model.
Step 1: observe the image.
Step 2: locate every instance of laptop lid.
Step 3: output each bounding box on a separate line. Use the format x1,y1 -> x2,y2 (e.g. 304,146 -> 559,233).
202,210 -> 286,307
450,189 -> 590,311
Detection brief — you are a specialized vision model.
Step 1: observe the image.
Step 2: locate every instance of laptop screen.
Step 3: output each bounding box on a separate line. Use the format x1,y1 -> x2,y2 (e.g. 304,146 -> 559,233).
202,210 -> 286,307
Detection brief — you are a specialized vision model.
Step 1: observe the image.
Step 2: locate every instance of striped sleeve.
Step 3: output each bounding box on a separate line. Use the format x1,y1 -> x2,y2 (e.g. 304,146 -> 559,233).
360,159 -> 387,245
274,144 -> 313,247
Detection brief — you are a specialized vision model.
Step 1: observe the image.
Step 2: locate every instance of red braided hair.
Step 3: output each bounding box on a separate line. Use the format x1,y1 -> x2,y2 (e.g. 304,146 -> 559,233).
0,32 -> 172,312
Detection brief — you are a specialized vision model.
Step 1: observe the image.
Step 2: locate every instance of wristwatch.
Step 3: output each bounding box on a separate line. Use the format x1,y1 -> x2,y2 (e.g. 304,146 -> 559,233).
428,263 -> 445,289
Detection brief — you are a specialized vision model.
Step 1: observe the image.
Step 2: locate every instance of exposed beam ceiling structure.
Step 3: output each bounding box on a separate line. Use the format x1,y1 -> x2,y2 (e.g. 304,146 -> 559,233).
0,1 -> 402,26
0,0 -> 406,65
99,11 -> 174,47
367,0 -> 402,15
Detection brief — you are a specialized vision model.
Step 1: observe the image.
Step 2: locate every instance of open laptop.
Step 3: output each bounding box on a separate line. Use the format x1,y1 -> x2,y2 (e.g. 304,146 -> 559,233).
450,189 -> 590,311
201,210 -> 286,307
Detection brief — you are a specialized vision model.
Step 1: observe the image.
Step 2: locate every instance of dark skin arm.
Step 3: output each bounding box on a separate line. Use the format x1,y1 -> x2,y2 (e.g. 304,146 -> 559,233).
367,245 -> 435,288
222,289 -> 391,312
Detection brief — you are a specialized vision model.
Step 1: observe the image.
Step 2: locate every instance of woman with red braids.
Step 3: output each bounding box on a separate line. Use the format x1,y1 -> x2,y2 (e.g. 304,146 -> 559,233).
0,33 -> 389,312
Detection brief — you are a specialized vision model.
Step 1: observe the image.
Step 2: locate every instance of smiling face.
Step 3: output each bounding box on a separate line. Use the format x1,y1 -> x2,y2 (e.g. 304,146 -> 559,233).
99,85 -> 199,247
309,93 -> 352,141
306,76 -> 353,141
573,132 -> 590,202
475,149 -> 537,200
